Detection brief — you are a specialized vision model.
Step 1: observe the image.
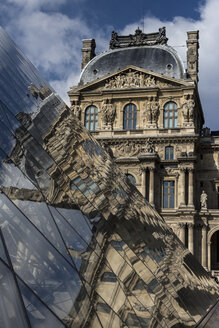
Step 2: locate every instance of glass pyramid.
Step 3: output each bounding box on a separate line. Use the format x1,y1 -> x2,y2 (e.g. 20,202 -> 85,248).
0,27 -> 218,328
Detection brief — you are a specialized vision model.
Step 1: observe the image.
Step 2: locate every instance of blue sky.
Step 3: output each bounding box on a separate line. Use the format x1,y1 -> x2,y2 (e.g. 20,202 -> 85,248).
0,0 -> 219,130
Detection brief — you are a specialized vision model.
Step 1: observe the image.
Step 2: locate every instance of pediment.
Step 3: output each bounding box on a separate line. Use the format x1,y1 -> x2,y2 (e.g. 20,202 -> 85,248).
69,65 -> 192,94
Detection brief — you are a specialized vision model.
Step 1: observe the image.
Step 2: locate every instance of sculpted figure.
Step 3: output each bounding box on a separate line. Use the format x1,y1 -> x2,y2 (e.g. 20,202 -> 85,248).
72,101 -> 81,119
151,99 -> 159,124
144,138 -> 155,153
188,98 -> 195,121
139,73 -> 145,87
181,96 -> 189,122
187,46 -> 197,71
200,190 -> 207,209
142,100 -> 152,124
101,99 -> 116,129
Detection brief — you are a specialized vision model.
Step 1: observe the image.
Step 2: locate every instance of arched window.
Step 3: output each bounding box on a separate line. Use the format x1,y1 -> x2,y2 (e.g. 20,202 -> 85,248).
163,102 -> 177,129
84,105 -> 98,131
126,174 -> 136,186
165,146 -> 174,160
123,103 -> 137,130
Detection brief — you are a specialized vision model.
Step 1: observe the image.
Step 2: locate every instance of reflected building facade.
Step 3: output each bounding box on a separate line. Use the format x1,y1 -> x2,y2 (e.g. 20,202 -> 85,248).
69,27 -> 219,275
0,27 -> 219,328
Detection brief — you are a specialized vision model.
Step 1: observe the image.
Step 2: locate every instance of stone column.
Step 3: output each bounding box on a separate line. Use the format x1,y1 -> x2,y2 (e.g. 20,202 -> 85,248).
179,223 -> 186,245
188,223 -> 194,254
141,168 -> 146,198
188,169 -> 194,207
202,224 -> 207,269
180,168 -> 186,207
149,167 -> 155,206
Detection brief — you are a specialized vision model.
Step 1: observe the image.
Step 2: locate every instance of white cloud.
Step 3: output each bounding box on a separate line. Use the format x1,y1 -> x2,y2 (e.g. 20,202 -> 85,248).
1,0 -> 219,129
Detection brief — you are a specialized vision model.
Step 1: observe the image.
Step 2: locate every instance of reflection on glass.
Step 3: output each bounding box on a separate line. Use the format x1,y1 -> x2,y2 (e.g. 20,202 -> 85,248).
0,260 -> 29,328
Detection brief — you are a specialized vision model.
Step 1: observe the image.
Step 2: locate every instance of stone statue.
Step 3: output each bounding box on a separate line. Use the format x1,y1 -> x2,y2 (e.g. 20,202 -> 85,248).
187,46 -> 197,71
182,96 -> 195,123
72,101 -> 81,119
143,138 -> 155,153
151,99 -> 160,124
101,99 -> 116,129
200,190 -> 207,209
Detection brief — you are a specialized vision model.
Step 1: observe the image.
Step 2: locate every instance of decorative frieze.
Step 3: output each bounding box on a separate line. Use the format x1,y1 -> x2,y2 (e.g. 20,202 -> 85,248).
104,70 -> 172,90
113,141 -> 141,157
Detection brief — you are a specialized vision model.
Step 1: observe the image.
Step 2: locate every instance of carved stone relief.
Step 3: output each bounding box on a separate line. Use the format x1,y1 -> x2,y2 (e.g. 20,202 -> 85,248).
142,98 -> 160,126
187,46 -> 197,72
142,138 -> 156,154
101,99 -> 116,129
104,71 -> 171,90
71,100 -> 81,119
113,141 -> 141,157
181,95 -> 195,124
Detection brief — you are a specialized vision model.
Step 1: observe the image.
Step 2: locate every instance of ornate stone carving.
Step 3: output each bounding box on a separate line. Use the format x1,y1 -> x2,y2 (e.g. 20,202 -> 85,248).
101,99 -> 116,129
182,95 -> 195,123
71,100 -> 81,119
109,27 -> 168,49
104,71 -> 170,90
200,190 -> 208,209
142,138 -> 156,153
142,98 -> 159,126
113,141 -> 141,157
187,46 -> 197,72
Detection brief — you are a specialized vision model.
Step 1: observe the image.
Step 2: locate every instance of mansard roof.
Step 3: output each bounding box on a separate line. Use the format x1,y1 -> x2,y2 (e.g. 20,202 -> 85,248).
79,30 -> 185,86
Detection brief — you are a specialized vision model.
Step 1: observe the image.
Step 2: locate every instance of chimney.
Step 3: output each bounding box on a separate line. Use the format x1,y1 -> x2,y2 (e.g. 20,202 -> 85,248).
186,31 -> 199,83
81,39 -> 96,70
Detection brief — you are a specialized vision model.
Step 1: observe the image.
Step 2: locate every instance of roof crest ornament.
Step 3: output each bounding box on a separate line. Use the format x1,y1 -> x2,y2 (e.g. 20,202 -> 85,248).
109,27 -> 168,49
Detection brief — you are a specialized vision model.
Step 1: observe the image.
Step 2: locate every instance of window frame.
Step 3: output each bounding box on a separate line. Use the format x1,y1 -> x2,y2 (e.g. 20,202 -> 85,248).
163,102 -> 178,129
84,105 -> 98,131
163,180 -> 175,209
123,103 -> 137,130
165,146 -> 174,160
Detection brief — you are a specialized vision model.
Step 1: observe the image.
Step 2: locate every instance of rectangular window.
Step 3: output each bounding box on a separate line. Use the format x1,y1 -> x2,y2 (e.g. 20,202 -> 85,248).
163,180 -> 175,208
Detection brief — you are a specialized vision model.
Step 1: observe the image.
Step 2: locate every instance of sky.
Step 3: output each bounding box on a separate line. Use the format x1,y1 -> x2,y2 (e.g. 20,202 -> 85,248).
0,0 -> 219,130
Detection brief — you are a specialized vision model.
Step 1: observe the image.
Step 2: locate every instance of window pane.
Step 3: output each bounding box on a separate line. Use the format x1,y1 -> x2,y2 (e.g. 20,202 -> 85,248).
84,106 -> 98,131
123,103 -> 137,130
163,181 -> 175,208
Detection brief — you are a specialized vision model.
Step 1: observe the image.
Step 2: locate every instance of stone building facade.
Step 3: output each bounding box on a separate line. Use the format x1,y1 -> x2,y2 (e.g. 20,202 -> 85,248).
68,28 -> 219,273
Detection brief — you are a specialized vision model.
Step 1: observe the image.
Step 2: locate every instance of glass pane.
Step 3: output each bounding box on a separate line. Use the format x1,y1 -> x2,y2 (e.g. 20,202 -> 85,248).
164,195 -> 168,208
169,118 -> 173,128
0,194 -> 83,322
170,195 -> 174,208
0,232 -> 9,264
0,260 -> 29,328
18,278 -> 65,328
